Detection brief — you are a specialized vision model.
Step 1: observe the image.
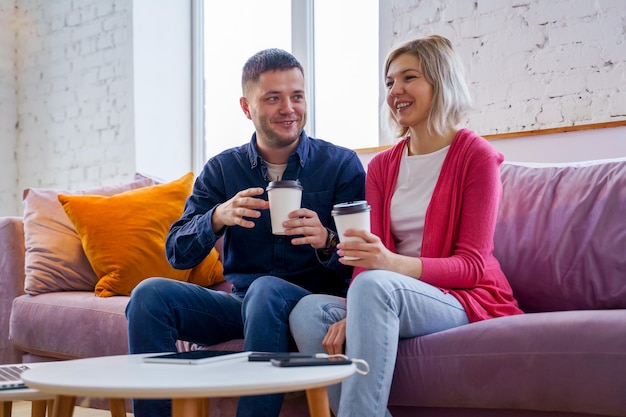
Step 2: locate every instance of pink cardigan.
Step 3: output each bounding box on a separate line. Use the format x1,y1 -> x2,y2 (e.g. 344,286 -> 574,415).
360,129 -> 523,322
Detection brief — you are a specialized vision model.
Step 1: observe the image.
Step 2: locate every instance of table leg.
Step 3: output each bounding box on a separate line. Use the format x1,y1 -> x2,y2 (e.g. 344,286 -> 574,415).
1,401 -> 11,417
51,395 -> 75,417
306,386 -> 331,417
108,399 -> 126,417
171,398 -> 209,417
31,400 -> 47,417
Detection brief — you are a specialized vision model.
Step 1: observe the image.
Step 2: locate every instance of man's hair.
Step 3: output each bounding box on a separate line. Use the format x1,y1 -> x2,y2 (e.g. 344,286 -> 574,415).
242,48 -> 304,95
383,35 -> 473,138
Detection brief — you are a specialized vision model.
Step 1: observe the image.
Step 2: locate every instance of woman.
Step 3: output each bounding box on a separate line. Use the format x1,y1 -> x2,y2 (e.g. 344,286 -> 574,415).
289,35 -> 523,417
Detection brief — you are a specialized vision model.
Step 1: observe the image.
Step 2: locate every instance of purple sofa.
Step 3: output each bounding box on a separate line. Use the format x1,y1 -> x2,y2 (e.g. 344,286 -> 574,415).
2,156 -> 625,417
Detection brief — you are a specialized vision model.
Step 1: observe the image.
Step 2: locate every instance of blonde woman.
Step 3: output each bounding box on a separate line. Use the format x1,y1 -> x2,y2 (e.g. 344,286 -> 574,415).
289,35 -> 523,416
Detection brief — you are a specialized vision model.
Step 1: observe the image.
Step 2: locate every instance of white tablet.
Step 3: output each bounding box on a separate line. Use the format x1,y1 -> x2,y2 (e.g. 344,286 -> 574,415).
143,350 -> 250,365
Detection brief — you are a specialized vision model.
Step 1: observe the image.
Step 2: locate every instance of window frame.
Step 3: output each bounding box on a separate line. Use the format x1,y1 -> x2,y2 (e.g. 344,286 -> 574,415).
191,0 -> 375,172
191,0 -> 204,173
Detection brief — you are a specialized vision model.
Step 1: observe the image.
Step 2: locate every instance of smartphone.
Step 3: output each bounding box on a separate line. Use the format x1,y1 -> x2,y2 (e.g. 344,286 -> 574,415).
143,350 -> 250,365
270,357 -> 352,367
248,352 -> 317,362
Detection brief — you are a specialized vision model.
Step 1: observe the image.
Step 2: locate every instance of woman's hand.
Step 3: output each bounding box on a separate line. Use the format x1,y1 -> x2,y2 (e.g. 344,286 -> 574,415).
322,318 -> 346,355
338,229 -> 423,278
337,229 -> 394,270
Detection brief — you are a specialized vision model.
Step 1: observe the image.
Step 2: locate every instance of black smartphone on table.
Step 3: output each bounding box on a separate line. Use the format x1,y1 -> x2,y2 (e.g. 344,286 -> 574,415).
270,357 -> 352,367
248,352 -> 317,362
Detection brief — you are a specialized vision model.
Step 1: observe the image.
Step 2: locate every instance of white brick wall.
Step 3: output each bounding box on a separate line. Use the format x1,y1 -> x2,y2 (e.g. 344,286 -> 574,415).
382,0 -> 626,136
9,0 -> 135,216
0,0 -> 18,215
1,0 -> 624,216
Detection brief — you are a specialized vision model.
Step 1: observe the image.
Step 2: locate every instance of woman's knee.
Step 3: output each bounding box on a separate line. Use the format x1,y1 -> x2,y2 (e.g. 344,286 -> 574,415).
348,270 -> 388,300
290,295 -> 346,330
290,295 -> 324,328
289,294 -> 345,350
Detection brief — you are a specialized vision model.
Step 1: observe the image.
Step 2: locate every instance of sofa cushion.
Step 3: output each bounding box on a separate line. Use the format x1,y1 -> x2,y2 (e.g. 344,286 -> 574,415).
494,158 -> 626,312
58,172 -> 224,297
22,176 -> 157,295
10,282 -> 241,361
390,310 -> 626,416
10,292 -> 131,359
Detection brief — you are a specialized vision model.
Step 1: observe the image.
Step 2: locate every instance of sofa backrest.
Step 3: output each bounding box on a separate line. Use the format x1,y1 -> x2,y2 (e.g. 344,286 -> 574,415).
494,157 -> 626,313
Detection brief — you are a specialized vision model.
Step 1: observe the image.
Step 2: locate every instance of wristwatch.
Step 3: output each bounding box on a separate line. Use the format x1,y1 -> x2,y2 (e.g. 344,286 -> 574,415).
319,228 -> 339,256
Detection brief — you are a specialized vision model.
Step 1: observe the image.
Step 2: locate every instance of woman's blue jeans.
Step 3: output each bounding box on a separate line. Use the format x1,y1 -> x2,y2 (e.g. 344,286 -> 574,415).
289,270 -> 469,417
126,275 -> 310,417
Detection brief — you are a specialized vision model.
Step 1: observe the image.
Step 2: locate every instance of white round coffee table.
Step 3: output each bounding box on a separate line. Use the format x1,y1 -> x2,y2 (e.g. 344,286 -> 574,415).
21,353 -> 357,417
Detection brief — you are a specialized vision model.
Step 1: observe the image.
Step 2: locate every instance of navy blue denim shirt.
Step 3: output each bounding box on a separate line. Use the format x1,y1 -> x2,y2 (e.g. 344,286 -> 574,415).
166,132 -> 366,297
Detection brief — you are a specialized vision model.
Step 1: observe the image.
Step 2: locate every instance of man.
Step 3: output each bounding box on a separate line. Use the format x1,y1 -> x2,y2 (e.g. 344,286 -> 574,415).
125,48 -> 366,417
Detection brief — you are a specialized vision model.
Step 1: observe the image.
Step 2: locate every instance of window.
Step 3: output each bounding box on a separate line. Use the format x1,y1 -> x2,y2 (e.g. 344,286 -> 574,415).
312,0 -> 379,151
199,0 -> 379,162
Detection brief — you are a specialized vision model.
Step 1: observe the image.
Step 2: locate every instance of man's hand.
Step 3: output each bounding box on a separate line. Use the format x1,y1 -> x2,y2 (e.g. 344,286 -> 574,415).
283,208 -> 328,249
212,187 -> 269,233
322,318 -> 346,355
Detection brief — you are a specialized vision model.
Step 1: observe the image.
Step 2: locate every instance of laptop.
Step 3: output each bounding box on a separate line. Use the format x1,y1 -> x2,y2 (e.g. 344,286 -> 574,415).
0,364 -> 29,390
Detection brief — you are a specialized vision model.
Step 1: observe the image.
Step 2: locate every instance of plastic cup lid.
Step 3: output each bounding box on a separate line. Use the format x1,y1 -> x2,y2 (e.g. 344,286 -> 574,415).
332,200 -> 371,215
266,179 -> 303,191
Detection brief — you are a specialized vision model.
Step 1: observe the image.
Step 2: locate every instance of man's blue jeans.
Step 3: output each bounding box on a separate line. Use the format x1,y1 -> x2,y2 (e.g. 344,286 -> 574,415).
126,275 -> 310,417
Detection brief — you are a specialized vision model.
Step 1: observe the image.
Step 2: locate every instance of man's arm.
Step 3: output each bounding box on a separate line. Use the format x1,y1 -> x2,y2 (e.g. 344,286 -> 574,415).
165,164 -> 225,269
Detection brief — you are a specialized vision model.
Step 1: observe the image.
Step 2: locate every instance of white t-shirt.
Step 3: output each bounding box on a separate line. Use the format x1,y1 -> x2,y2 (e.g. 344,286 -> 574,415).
265,161 -> 287,182
390,144 -> 450,256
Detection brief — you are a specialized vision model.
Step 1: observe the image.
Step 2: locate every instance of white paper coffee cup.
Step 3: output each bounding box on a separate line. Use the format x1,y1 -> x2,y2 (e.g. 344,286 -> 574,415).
331,200 -> 371,260
266,180 -> 303,235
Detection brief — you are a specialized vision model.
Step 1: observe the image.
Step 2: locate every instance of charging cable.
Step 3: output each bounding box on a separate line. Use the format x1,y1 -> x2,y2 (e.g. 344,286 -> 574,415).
314,353 -> 370,375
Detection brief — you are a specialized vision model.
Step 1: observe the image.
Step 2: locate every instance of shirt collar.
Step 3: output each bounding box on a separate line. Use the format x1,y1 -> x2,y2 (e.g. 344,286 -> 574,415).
247,131 -> 310,169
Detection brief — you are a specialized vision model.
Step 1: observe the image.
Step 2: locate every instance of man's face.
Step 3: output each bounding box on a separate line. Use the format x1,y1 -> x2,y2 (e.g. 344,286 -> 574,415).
240,68 -> 307,151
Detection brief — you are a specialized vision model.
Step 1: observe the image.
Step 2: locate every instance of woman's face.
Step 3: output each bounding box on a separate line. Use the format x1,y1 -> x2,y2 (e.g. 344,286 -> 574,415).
385,53 -> 434,130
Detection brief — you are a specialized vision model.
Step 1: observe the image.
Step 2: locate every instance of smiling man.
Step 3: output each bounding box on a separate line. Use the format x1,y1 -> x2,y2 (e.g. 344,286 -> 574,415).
125,48 -> 366,417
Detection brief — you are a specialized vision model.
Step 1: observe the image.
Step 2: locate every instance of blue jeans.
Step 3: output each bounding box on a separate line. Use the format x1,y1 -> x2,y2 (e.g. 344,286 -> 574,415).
126,275 -> 310,417
289,270 -> 469,417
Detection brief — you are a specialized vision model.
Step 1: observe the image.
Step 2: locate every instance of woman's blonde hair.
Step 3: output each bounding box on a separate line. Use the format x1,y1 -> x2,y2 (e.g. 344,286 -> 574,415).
383,35 -> 473,138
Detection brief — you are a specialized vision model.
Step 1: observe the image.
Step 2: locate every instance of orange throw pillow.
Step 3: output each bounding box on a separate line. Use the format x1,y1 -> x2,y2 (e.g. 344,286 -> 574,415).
58,172 -> 224,297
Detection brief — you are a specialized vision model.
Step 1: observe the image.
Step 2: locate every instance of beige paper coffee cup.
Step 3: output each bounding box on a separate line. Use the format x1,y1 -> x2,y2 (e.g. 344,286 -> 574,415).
331,200 -> 371,260
266,180 -> 303,235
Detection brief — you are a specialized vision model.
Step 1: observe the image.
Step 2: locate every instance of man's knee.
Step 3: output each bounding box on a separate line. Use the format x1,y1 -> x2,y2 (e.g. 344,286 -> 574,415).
126,277 -> 176,318
247,275 -> 280,296
246,275 -> 303,304
243,276 -> 287,316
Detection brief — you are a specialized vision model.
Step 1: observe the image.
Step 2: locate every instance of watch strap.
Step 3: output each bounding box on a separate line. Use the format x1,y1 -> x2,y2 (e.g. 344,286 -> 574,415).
319,227 -> 338,255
